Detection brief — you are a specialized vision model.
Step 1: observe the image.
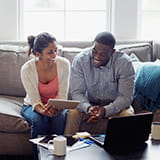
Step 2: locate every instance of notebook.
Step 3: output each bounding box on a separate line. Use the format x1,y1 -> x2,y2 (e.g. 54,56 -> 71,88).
89,112 -> 153,153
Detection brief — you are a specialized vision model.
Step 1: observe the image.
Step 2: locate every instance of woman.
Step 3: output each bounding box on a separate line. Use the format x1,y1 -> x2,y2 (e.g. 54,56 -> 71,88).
20,32 -> 70,159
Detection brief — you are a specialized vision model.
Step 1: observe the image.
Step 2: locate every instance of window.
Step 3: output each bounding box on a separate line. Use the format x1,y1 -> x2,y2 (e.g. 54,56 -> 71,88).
19,0 -> 111,41
141,0 -> 160,40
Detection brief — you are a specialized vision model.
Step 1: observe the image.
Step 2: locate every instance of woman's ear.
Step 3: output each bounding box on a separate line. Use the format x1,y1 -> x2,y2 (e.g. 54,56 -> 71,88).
35,52 -> 41,57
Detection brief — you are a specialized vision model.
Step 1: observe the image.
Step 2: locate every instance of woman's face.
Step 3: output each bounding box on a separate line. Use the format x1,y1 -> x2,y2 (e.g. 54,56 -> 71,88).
38,42 -> 57,63
92,42 -> 114,67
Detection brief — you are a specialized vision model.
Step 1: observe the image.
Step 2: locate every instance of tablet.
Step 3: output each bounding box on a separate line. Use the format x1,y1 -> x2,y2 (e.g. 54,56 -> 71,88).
47,99 -> 80,109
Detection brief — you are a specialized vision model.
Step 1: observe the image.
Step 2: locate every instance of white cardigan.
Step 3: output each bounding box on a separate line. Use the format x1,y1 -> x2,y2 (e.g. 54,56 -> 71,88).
21,56 -> 71,109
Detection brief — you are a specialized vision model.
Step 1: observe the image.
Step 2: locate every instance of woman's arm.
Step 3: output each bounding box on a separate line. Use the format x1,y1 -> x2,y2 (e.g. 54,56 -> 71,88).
56,57 -> 71,99
21,60 -> 42,109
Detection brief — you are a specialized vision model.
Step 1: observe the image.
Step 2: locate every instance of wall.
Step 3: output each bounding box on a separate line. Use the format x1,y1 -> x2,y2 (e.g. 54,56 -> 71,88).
111,0 -> 139,40
0,0 -> 18,40
0,0 -> 139,41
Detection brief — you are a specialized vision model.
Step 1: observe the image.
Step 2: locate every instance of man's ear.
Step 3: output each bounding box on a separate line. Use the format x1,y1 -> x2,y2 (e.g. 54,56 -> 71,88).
112,49 -> 115,54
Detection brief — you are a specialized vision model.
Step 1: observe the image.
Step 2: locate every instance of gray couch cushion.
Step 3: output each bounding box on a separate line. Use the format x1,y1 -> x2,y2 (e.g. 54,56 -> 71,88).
61,42 -> 153,64
0,132 -> 32,155
116,43 -> 152,62
0,96 -> 30,133
0,113 -> 30,133
62,47 -> 82,63
0,44 -> 30,97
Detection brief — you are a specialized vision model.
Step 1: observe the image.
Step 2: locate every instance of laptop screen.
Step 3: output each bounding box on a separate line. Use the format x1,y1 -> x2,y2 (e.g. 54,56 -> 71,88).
90,112 -> 153,152
104,112 -> 153,152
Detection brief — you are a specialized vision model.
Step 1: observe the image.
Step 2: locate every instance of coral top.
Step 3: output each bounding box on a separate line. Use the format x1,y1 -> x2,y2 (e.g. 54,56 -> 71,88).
38,76 -> 58,104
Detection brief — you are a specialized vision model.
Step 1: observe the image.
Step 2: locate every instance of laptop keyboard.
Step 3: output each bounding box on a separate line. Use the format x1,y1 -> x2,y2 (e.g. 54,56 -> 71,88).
93,135 -> 105,142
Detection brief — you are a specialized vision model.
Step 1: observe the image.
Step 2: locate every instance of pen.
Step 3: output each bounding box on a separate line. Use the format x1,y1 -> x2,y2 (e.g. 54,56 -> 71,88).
78,137 -> 94,145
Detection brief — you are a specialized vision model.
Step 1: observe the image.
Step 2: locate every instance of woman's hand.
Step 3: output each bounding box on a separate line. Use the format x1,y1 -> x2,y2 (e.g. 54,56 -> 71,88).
45,104 -> 61,117
34,104 -> 61,117
34,104 -> 49,116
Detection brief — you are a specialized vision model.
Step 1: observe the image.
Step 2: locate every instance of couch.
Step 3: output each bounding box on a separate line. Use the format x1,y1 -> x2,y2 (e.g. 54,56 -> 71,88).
0,40 -> 160,156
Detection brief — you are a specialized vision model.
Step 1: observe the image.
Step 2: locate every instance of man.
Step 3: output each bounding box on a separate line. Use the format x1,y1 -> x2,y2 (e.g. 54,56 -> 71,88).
64,32 -> 135,134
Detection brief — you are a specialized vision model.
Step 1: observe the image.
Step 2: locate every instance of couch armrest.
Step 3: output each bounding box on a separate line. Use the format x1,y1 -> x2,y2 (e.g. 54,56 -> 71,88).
0,96 -> 23,118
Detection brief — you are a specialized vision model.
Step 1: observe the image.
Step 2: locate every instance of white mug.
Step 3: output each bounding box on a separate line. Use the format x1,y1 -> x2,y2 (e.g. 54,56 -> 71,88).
151,122 -> 160,140
48,136 -> 67,156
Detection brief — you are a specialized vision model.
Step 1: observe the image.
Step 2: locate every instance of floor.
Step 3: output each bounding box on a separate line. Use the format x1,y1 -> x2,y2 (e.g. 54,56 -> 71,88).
0,155 -> 34,160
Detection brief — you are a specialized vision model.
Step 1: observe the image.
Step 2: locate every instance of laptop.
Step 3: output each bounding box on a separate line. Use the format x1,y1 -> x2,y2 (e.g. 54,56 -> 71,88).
89,112 -> 153,153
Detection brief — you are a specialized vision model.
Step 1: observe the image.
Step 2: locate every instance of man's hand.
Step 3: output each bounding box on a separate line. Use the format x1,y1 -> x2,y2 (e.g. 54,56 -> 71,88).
86,106 -> 105,123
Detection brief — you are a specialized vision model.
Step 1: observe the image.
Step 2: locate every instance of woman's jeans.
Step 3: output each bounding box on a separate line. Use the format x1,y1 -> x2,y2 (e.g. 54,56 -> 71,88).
21,104 -> 67,160
21,104 -> 67,138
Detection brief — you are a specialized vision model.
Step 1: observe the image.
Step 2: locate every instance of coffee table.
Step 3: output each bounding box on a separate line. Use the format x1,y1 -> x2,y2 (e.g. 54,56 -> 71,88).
38,137 -> 160,160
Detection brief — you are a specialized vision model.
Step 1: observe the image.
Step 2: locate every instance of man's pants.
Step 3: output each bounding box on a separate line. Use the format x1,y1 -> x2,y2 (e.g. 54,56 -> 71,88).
64,106 -> 134,135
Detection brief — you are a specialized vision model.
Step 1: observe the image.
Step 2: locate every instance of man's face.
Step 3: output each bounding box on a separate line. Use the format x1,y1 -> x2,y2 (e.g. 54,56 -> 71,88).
92,42 -> 114,68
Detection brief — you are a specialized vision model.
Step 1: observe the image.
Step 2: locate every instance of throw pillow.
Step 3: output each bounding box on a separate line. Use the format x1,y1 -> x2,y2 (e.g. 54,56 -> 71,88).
129,53 -> 160,72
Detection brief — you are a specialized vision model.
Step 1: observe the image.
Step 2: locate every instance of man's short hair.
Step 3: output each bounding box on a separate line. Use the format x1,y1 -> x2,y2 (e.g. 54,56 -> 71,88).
94,32 -> 116,49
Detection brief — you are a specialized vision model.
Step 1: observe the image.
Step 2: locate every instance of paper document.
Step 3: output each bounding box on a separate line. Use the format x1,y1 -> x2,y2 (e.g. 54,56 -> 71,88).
29,137 -> 50,149
69,141 -> 90,152
29,135 -> 91,152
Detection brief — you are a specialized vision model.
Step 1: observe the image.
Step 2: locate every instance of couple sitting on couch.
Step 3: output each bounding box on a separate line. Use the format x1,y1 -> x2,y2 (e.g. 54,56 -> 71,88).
21,31 -> 135,159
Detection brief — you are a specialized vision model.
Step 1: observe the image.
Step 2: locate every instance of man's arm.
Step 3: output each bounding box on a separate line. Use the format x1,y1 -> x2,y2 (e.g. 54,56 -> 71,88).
70,56 -> 91,113
104,58 -> 135,117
